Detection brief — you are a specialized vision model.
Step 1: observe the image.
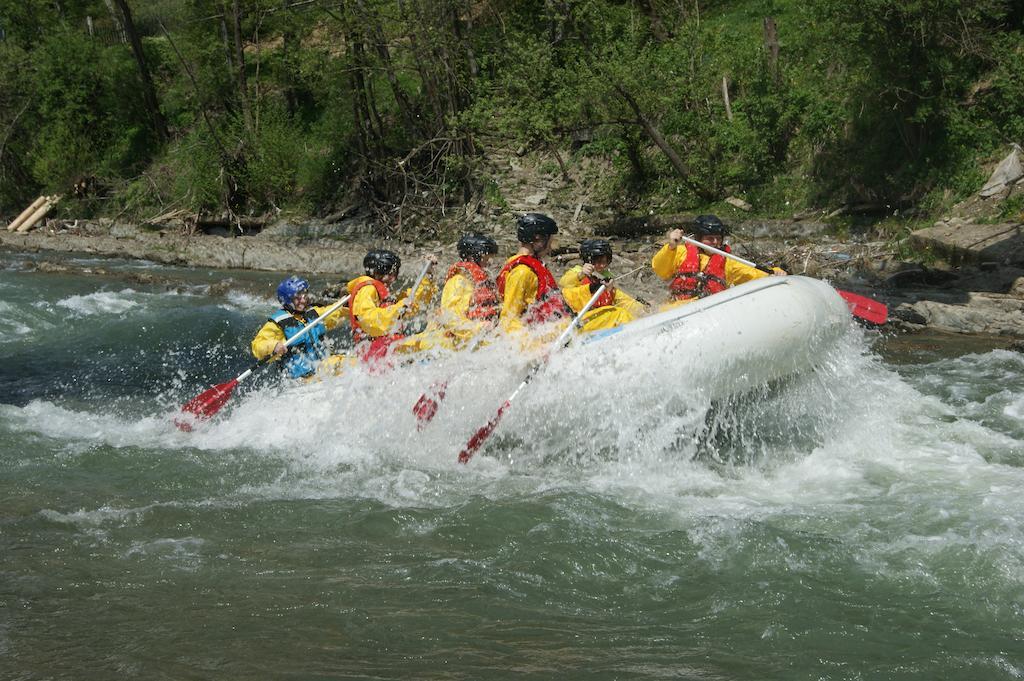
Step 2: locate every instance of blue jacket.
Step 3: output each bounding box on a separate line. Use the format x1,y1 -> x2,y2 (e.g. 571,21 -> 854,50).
269,308 -> 328,379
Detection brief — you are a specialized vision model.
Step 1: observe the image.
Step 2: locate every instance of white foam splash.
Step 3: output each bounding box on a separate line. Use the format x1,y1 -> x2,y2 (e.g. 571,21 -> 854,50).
4,332 -> 1024,525
0,299 -> 33,335
221,289 -> 275,312
53,289 -> 140,316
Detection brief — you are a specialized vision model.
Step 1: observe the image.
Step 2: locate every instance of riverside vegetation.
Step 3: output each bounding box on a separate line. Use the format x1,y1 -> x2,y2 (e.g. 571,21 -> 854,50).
0,0 -> 1022,233
2,1 -> 1024,340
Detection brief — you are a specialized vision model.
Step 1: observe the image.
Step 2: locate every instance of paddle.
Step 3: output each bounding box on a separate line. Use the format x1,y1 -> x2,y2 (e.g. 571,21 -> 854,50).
413,264 -> 646,428
176,294 -> 350,430
402,260 -> 434,322
677,234 -> 888,325
457,283 -> 608,464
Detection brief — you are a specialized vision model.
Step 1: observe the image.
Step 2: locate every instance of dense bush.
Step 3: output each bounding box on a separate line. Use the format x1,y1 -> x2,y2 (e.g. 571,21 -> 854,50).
0,0 -> 1020,222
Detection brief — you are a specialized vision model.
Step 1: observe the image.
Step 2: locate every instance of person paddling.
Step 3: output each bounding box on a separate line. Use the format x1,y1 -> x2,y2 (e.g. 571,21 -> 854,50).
559,238 -> 645,332
496,213 -> 573,336
652,214 -> 785,307
346,249 -> 437,363
250,276 -> 349,379
439,232 -> 501,349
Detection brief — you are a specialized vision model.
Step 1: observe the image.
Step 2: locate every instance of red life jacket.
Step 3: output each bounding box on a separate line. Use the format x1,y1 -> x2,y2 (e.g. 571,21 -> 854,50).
348,277 -> 404,362
669,244 -> 730,300
497,255 -> 572,325
577,269 -> 616,309
446,261 -> 500,321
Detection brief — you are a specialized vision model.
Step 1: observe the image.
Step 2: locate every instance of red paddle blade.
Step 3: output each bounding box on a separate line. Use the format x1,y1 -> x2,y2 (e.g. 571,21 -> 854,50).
837,289 -> 888,325
413,395 -> 439,428
177,379 -> 239,429
458,401 -> 510,464
412,381 -> 448,429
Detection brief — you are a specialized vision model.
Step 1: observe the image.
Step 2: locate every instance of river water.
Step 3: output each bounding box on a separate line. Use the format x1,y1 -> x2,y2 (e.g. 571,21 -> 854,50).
2,253 -> 1022,680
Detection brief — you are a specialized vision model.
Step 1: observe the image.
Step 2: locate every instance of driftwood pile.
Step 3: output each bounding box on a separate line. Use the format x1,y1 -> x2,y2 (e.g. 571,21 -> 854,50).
5,195 -> 62,233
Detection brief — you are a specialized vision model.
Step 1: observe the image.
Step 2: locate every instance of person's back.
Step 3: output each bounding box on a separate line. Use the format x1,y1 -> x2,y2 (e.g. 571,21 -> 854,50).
440,233 -> 500,349
496,213 -> 572,336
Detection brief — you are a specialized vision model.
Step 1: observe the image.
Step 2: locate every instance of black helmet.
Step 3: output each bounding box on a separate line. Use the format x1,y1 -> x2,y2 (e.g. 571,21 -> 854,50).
579,239 -> 613,263
694,214 -> 726,237
516,213 -> 558,244
363,249 -> 401,277
457,232 -> 498,261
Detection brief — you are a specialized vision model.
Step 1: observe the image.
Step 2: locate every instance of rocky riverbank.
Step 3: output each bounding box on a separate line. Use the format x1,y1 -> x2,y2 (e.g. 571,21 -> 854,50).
2,211 -> 1023,342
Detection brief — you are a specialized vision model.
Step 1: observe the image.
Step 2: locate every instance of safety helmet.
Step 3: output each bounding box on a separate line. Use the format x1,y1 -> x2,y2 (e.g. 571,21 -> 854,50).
579,238 -> 613,263
363,249 -> 401,277
457,232 -> 499,261
516,213 -> 558,244
694,214 -> 727,237
276,275 -> 309,309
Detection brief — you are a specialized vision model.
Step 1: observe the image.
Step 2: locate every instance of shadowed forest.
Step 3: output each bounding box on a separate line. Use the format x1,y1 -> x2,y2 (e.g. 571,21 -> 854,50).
1,0 -> 1022,233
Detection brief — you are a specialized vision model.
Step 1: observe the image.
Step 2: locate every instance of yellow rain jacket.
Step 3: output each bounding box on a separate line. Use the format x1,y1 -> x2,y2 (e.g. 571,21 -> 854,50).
559,266 -> 645,332
438,267 -> 499,349
497,257 -> 569,333
250,303 -> 348,361
651,243 -> 776,309
346,274 -> 438,354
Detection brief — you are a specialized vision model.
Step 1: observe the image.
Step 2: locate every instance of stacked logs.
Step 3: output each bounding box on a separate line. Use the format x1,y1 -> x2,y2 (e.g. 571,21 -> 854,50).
5,195 -> 62,233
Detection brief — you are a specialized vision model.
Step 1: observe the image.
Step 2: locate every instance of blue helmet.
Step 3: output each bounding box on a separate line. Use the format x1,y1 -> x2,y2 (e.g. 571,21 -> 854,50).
276,276 -> 309,309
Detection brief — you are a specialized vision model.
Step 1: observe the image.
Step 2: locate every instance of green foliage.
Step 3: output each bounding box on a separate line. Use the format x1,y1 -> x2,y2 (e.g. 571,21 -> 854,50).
482,179 -> 508,211
1,0 -> 1021,225
1000,192 -> 1024,221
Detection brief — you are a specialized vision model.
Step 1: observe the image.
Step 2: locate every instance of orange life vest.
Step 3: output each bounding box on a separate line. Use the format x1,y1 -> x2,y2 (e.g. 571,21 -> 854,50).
446,261 -> 500,321
497,255 -> 572,325
348,277 -> 404,362
669,244 -> 729,300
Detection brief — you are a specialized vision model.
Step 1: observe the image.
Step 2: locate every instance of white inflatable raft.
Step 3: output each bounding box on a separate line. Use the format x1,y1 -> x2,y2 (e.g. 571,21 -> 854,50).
568,275 -> 852,401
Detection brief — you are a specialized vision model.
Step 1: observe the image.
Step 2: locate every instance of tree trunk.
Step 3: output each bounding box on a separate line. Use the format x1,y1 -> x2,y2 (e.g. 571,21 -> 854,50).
637,0 -> 669,41
763,16 -> 780,83
102,0 -> 126,42
282,21 -> 297,118
721,74 -> 733,122
453,1 -> 479,78
353,0 -> 420,137
112,0 -> 168,142
613,82 -> 712,200
229,0 -> 253,132
219,16 -> 234,72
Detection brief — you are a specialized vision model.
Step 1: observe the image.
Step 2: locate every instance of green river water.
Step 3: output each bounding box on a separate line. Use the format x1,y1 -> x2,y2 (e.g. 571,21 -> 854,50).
1,253 -> 1022,680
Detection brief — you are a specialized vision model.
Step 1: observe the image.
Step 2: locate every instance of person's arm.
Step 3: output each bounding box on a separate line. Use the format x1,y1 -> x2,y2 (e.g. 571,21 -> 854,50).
397,275 -> 437,316
312,302 -> 349,331
498,265 -> 538,334
561,282 -> 595,313
251,320 -> 286,360
613,288 -> 646,317
652,231 -> 684,280
439,274 -> 488,343
723,257 -> 770,286
559,265 -> 585,289
351,284 -> 405,337
440,274 -> 472,319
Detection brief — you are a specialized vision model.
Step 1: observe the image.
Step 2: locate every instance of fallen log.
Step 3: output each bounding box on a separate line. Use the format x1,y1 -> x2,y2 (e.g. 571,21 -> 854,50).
6,195 -> 48,232
16,195 -> 61,233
